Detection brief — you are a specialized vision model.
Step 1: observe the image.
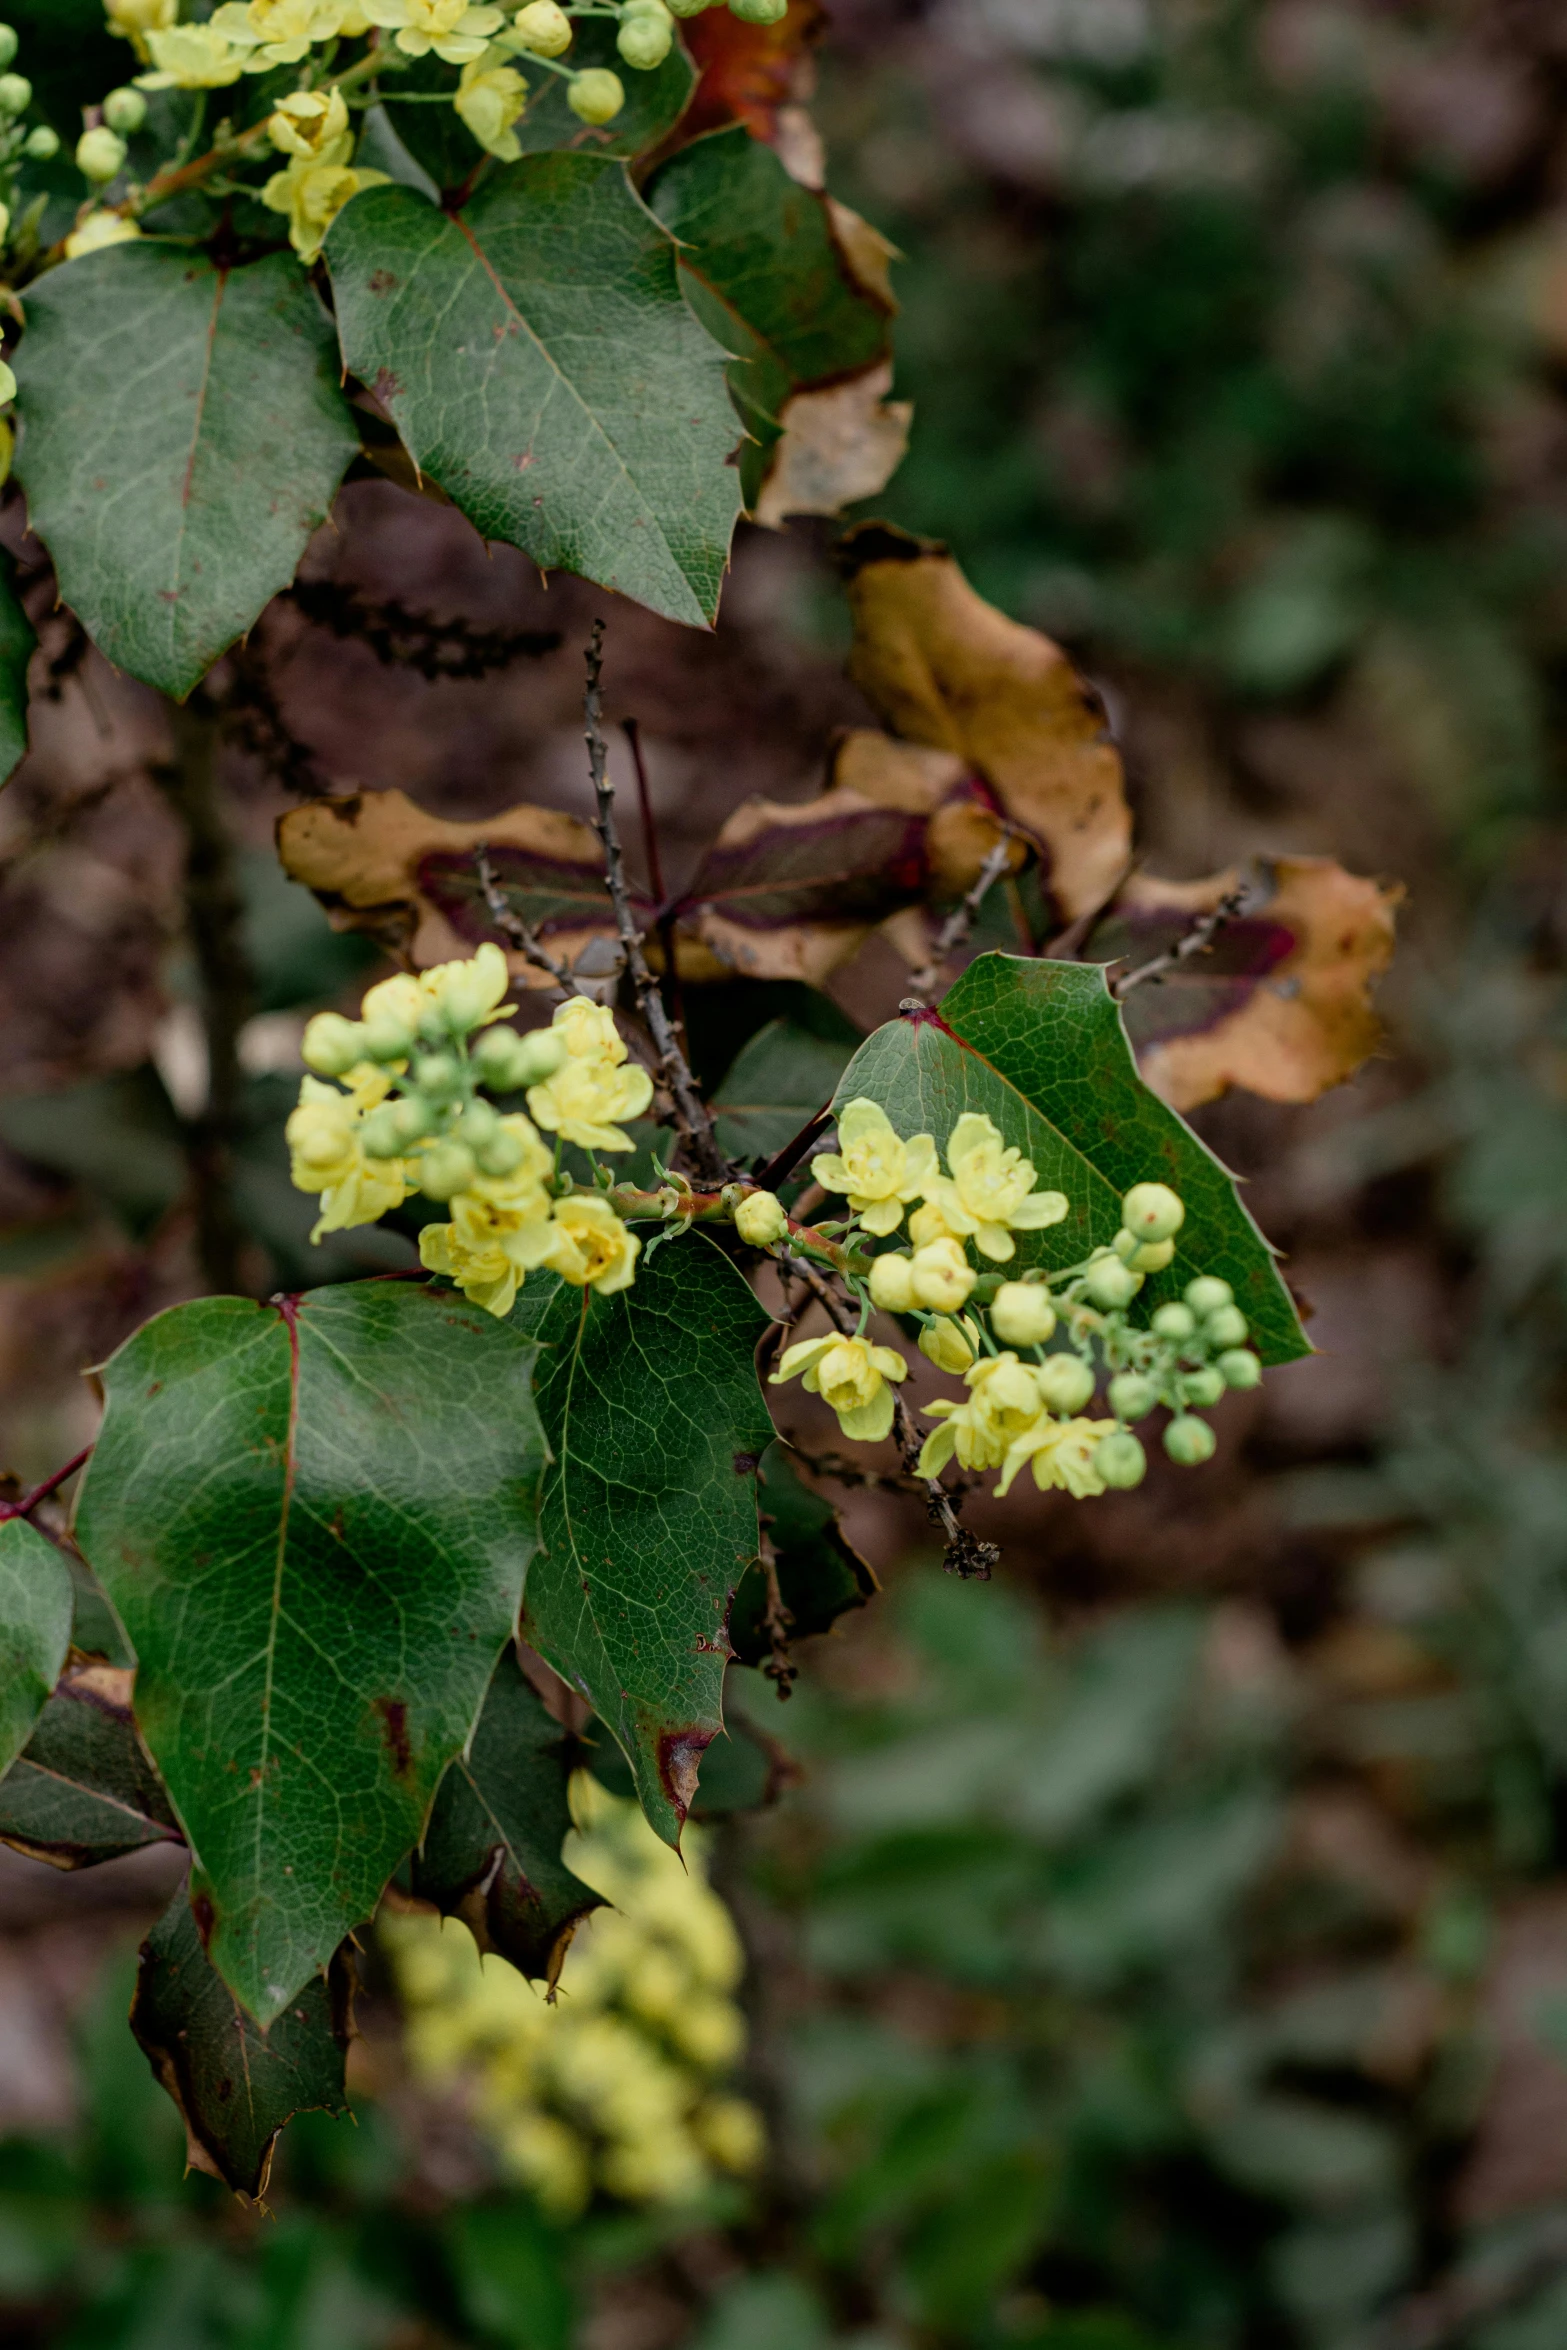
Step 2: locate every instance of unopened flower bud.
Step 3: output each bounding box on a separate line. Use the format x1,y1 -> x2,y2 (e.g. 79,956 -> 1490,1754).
728,0 -> 786,19
1150,1301 -> 1195,1342
301,1011 -> 368,1078
360,1105 -> 408,1161
735,1189 -> 789,1247
77,126 -> 127,182
1107,1370 -> 1157,1422
23,125 -> 58,160
617,3 -> 673,67
0,73 -> 31,118
1204,1304 -> 1249,1351
867,1252 -> 915,1313
0,357 -> 15,405
475,1128 -> 526,1177
1183,1274 -> 1233,1318
413,1051 -> 463,1104
990,1281 -> 1056,1348
1083,1252 -> 1141,1310
458,1099 -> 501,1149
511,0 -> 573,51
1093,1430 -> 1147,1489
1182,1365 -> 1226,1408
567,67 -> 624,122
1035,1353 -> 1096,1414
473,1023 -> 567,1091
103,86 -> 147,134
1121,1182 -> 1184,1243
910,1237 -> 976,1314
919,1315 -> 976,1374
419,1139 -> 477,1200
665,0 -> 714,13
1164,1415 -> 1216,1466
1125,1237 -> 1176,1273
0,28 -> 16,70
1217,1347 -> 1262,1391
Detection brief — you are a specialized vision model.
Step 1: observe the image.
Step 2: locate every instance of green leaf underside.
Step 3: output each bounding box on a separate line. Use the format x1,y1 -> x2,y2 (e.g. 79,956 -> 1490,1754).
326,160 -> 742,632
832,956 -> 1309,1366
130,1885 -> 352,2202
0,1518 -> 74,1780
0,1657 -> 182,1869
412,1644 -> 601,1980
650,126 -> 890,506
1086,905 -> 1299,1049
729,1441 -> 877,1668
73,1281 -> 546,2025
14,247 -> 359,701
712,1018 -> 857,1166
0,551 -> 35,788
509,1234 -> 773,1847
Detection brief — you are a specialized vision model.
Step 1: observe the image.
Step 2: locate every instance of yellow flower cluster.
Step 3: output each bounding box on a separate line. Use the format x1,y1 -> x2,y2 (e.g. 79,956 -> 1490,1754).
919,1352 -> 1116,1498
768,1332 -> 907,1444
525,995 -> 654,1151
384,1772 -> 761,2215
814,1101 -> 1068,1261
260,86 -> 388,260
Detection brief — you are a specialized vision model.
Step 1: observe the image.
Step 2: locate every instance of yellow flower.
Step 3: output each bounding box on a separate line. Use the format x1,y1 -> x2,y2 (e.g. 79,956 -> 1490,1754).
63,211 -> 143,260
268,87 -> 353,161
527,999 -> 653,1152
138,23 -> 250,85
105,0 -> 177,62
734,1190 -> 789,1247
918,1315 -> 978,1374
811,1099 -> 937,1238
418,1120 -> 559,1314
919,1112 -> 1069,1264
262,155 -> 390,262
455,57 -> 529,160
546,1195 -> 641,1296
211,0 -> 353,65
420,940 -> 513,1036
994,1415 -> 1119,1501
361,0 -> 505,60
769,1333 -> 907,1444
908,1235 -> 976,1313
917,1351 -> 1042,1477
287,1070 -> 410,1239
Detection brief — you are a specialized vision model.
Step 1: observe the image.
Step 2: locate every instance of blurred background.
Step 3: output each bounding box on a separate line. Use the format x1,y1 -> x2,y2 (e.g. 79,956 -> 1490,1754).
6,0 -> 1567,2342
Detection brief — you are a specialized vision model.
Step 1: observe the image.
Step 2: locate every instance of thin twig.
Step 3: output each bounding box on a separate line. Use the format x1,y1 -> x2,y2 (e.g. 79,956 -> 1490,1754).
1110,885 -> 1248,999
0,1444 -> 93,1525
474,845 -> 586,997
623,717 -> 685,1040
906,828 -> 1020,1000
785,1258 -> 998,1581
753,1105 -> 835,1194
582,626 -> 728,1183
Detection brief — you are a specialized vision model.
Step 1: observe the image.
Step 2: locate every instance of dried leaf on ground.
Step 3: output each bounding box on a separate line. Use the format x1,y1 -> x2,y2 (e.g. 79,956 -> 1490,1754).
1088,858 -> 1402,1111
839,523 -> 1131,926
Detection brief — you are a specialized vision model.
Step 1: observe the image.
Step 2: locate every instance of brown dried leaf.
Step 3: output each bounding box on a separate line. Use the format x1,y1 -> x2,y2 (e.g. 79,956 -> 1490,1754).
1092,857 -> 1402,1111
754,360 -> 914,528
676,0 -> 828,148
839,523 -> 1132,925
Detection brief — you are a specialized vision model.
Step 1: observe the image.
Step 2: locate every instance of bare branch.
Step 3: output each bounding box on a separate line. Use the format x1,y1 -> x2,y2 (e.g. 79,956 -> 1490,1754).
473,844 -> 586,998
905,827 -> 1021,1001
581,625 -> 729,1184
1110,884 -> 1248,999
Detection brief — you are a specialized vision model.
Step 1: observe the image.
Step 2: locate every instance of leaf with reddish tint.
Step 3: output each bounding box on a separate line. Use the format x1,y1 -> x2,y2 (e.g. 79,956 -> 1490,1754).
1085,858 -> 1402,1112
510,1235 -> 773,1849
839,524 -> 1132,928
131,1885 -> 353,2202
0,1657 -> 183,1871
72,1282 -> 546,2024
675,0 -> 827,147
412,1646 -> 601,1984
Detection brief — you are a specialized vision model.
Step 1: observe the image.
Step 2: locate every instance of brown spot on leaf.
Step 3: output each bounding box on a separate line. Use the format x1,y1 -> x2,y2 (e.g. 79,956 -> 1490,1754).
656,1727 -> 716,1826
373,1697 -> 412,1778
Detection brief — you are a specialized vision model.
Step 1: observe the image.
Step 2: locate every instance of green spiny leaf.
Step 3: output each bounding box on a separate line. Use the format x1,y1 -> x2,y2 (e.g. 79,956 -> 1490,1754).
0,1655 -> 182,1870
0,1516 -> 73,1778
14,247 -> 359,700
0,550 -> 35,789
73,1281 -> 546,2023
712,1018 -> 857,1169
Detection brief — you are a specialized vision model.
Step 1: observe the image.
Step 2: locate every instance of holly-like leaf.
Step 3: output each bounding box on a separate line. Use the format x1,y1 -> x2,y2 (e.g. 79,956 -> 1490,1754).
325,160 -> 741,633
0,550 -> 35,789
0,1517 -> 74,1779
510,1235 -> 773,1848
839,524 -> 1132,928
131,1885 -> 353,2202
15,247 -> 360,700
1086,858 -> 1402,1113
648,125 -> 894,509
73,1281 -> 546,2024
412,1645 -> 602,1983
0,1655 -> 183,1870
728,1441 -> 877,1668
832,954 -> 1309,1364
712,1018 -> 857,1166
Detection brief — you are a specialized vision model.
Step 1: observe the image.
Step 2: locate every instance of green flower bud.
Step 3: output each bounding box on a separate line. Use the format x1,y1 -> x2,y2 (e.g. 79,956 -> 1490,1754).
1217,1348 -> 1262,1391
102,86 -> 147,135
362,1010 -> 417,1062
617,6 -> 673,66
1107,1370 -> 1157,1422
990,1281 -> 1056,1348
1181,1365 -> 1225,1408
418,1139 -> 477,1201
1121,1181 -> 1185,1243
0,28 -> 18,71
1164,1414 -> 1216,1466
359,1105 -> 407,1161
475,1128 -> 526,1178
1083,1253 -> 1141,1310
1125,1236 -> 1175,1273
413,1051 -> 463,1104
1035,1353 -> 1096,1414
300,1011 -> 368,1078
23,125 -> 58,160
511,0 -> 574,51
567,67 -> 625,123
1150,1301 -> 1195,1343
0,74 -> 33,117
1204,1304 -> 1249,1350
665,0 -> 714,13
472,1022 -> 562,1091
1093,1430 -> 1147,1489
458,1099 -> 501,1149
1183,1274 -> 1233,1317
77,126 -> 127,182
728,0 -> 786,19
867,1252 -> 915,1313
735,1189 -> 789,1248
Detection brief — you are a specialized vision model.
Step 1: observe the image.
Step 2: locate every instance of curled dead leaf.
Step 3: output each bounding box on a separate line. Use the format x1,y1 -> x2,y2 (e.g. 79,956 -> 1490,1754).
755,359 -> 913,528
